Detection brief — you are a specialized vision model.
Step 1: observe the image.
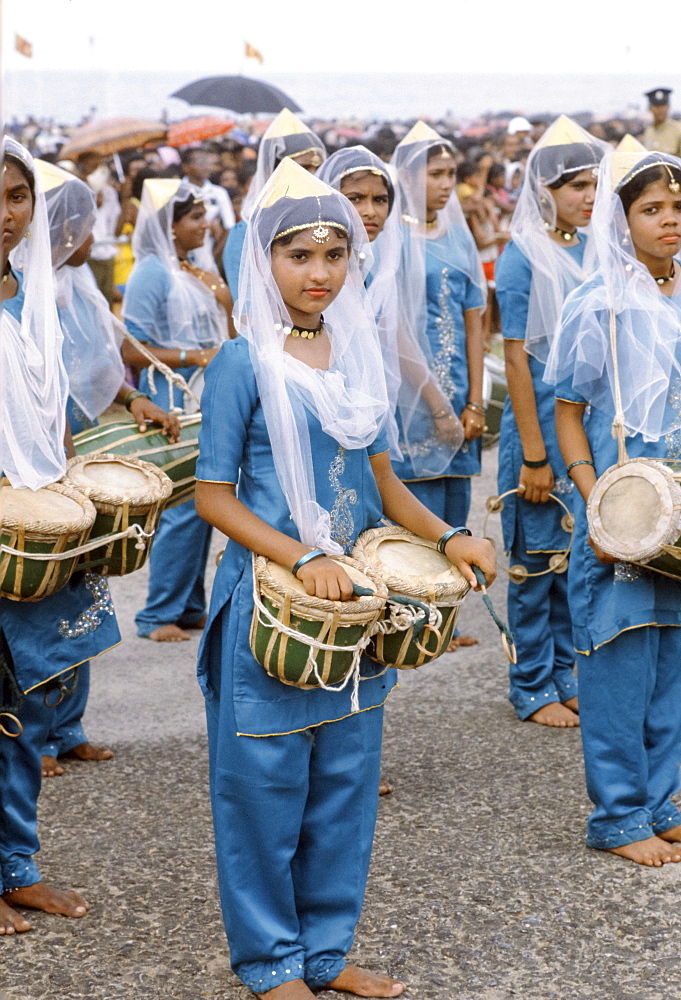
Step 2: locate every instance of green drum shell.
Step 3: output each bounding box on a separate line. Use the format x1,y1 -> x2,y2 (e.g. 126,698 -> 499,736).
0,481 -> 96,602
73,415 -> 201,509
250,555 -> 387,689
371,601 -> 461,669
63,455 -> 172,577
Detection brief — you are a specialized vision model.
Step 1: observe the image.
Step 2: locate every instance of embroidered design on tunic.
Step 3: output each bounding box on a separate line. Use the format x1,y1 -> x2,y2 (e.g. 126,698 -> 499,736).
665,378 -> 681,459
58,573 -> 115,639
613,562 -> 643,584
431,267 -> 457,401
552,476 -> 574,496
329,446 -> 357,553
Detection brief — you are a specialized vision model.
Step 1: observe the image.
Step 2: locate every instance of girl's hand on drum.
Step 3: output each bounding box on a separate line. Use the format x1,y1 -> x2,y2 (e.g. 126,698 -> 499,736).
518,463 -> 553,504
129,398 -> 182,443
298,558 -> 356,602
444,535 -> 496,590
588,536 -> 619,564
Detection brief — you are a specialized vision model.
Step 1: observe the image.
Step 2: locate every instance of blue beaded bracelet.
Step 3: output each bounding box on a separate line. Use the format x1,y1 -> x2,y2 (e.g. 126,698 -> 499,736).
291,548 -> 326,579
566,459 -> 595,477
436,527 -> 472,554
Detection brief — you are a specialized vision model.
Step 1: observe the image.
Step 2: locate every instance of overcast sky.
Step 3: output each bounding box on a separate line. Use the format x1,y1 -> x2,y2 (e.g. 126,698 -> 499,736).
3,0 -> 668,77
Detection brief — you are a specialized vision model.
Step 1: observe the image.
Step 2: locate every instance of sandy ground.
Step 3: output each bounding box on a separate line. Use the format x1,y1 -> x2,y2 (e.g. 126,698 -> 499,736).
2,446 -> 681,1000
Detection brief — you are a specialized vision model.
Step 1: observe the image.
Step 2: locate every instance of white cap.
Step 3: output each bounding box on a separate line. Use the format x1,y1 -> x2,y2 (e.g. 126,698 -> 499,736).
507,116 -> 532,135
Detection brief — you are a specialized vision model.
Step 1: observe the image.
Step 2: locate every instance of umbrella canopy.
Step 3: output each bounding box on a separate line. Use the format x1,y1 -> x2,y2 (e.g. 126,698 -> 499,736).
171,75 -> 302,115
59,117 -> 167,158
167,116 -> 235,147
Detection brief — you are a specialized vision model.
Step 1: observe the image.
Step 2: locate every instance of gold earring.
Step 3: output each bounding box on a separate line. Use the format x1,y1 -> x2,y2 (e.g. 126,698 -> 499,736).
24,230 -> 32,238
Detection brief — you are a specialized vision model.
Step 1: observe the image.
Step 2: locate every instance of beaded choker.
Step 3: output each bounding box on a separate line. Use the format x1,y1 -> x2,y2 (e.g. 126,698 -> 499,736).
551,224 -> 577,242
656,260 -> 676,285
287,315 -> 325,339
2,261 -> 13,284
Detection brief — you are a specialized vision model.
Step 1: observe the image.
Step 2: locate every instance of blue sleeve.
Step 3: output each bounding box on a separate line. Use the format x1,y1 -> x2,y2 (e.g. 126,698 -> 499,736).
495,242 -> 532,341
555,377 -> 588,405
223,221 -> 247,297
463,274 -> 485,312
123,257 -> 170,344
196,338 -> 258,484
368,426 -> 389,456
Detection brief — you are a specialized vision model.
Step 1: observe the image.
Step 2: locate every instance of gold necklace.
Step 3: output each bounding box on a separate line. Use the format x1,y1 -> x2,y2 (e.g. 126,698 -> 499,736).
286,316 -> 325,339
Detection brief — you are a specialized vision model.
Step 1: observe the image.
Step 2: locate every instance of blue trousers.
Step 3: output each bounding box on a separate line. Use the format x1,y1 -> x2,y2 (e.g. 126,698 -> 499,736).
42,661 -> 89,757
507,552 -> 576,720
578,626 -> 681,849
0,679 -> 74,891
135,498 -> 212,636
205,692 -> 384,992
403,476 -> 471,528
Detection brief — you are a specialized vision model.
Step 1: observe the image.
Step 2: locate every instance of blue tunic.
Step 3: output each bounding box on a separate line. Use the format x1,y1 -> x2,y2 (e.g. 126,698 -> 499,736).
196,337 -> 396,738
222,219 -> 247,298
496,239 -> 582,554
392,226 -> 484,482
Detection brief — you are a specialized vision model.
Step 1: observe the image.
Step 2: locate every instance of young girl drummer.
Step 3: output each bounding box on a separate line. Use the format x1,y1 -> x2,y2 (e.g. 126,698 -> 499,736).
194,158 -> 495,998
549,139 -> 681,866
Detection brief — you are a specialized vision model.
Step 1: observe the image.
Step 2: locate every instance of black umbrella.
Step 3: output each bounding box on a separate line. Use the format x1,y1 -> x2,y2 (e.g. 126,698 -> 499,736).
170,75 -> 302,115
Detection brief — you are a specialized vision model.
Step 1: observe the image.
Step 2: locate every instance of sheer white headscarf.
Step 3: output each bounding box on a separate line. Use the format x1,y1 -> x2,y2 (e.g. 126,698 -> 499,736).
511,115 -> 607,362
235,158 -> 388,553
124,177 -> 227,349
2,137 -> 68,489
545,141 -> 681,442
37,160 -> 125,421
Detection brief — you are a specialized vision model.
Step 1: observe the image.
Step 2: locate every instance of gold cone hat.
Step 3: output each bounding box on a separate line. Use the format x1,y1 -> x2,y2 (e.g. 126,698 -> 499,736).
542,114 -> 590,147
263,108 -> 310,140
611,135 -> 651,191
34,158 -> 76,192
398,120 -> 446,148
143,177 -> 181,211
258,156 -> 333,209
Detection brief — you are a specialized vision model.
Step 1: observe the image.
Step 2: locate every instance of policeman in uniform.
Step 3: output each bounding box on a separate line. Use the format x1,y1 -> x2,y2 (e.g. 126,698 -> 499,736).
642,88 -> 681,155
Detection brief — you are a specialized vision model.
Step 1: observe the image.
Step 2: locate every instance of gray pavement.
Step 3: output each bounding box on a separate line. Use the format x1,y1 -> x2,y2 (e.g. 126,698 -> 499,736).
3,446 -> 681,1000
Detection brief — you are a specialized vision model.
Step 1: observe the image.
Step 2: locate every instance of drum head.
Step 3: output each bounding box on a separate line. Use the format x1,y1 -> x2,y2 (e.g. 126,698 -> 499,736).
0,484 -> 93,533
81,459 -> 150,491
66,454 -> 171,506
589,460 -> 681,562
375,538 -> 458,584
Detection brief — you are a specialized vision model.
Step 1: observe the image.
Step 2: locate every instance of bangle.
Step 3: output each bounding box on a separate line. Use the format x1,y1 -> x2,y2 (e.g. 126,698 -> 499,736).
179,349 -> 187,364
523,456 -> 549,469
433,411 -> 454,420
437,526 -> 472,553
566,459 -> 595,477
466,401 -> 485,413
124,390 -> 149,411
291,548 -> 326,579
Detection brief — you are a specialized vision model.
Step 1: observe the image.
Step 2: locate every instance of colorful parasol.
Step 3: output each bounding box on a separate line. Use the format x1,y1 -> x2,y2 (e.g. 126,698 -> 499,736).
59,118 -> 168,159
166,116 -> 235,148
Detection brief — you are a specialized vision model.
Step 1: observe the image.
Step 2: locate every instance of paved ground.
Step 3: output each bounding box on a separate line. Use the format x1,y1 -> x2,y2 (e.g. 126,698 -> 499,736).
3,446 -> 681,1000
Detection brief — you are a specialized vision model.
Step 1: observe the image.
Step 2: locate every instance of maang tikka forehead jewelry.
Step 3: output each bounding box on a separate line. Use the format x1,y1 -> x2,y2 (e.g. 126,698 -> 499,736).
311,197 -> 330,243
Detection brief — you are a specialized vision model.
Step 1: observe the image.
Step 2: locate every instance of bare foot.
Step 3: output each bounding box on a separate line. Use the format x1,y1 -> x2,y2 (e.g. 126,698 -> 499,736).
4,881 -> 89,917
146,624 -> 191,642
607,836 -> 681,866
325,965 -> 406,997
63,742 -> 114,762
256,980 -> 315,999
527,702 -> 579,728
563,696 -> 579,713
657,824 -> 681,844
0,897 -> 31,934
446,634 -> 479,653
379,780 -> 393,796
42,754 -> 65,778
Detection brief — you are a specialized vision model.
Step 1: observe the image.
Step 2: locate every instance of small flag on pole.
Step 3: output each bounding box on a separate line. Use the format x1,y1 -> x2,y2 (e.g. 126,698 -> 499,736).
15,33 -> 33,58
245,41 -> 264,64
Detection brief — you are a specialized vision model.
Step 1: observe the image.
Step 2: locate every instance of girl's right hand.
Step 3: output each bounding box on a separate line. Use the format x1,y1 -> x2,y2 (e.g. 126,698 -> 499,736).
588,536 -> 619,564
297,557 -> 356,601
518,462 -> 554,504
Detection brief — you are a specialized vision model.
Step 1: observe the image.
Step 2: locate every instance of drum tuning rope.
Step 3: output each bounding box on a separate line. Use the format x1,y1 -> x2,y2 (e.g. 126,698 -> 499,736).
472,565 -> 517,664
0,521 -> 155,562
609,307 -> 629,467
122,328 -> 201,413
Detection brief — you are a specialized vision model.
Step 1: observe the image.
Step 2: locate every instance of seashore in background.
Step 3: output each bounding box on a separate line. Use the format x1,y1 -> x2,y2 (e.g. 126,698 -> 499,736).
8,68 -> 681,127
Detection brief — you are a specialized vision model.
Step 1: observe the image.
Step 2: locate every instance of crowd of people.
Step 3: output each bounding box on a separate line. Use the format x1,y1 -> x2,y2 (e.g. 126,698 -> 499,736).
3,85 -> 681,1000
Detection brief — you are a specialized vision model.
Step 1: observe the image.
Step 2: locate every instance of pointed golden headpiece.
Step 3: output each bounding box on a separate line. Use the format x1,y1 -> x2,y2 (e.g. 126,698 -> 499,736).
258,156 -> 334,209
611,134 -> 671,192
34,158 -> 76,193
542,114 -> 590,148
142,178 -> 182,211
263,108 -> 310,141
398,120 -> 447,148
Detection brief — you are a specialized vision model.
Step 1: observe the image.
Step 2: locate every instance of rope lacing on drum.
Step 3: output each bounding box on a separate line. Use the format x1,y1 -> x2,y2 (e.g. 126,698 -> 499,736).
122,328 -> 201,413
609,307 -> 629,467
0,522 -> 154,562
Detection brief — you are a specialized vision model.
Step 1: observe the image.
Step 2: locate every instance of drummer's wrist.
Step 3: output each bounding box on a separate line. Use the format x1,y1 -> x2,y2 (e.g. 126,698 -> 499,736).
291,548 -> 326,579
124,389 -> 150,411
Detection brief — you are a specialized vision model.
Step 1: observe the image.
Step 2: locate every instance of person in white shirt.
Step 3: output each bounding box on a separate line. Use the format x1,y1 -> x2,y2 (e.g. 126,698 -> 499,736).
180,147 -> 235,270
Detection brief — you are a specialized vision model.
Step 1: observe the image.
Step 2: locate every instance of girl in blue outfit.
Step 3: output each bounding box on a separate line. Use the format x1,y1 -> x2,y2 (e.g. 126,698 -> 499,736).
123,178 -> 229,642
38,160 -> 179,777
0,139 -> 121,930
194,158 -> 495,998
223,108 -> 326,297
496,116 -> 605,727
549,139 -> 681,867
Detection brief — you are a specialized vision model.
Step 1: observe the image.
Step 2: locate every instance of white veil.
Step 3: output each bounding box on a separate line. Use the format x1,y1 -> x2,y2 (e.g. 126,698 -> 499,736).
38,161 -> 125,421
1,137 -> 68,489
511,115 -> 607,362
124,177 -> 227,349
240,108 -> 327,222
235,158 -> 388,553
545,142 -> 681,442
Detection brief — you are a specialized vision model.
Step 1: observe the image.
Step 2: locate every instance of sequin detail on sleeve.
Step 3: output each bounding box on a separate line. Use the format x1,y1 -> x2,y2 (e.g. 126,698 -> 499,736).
431,267 -> 457,401
665,378 -> 681,459
552,476 -> 574,496
329,445 -> 357,553
58,573 -> 115,639
613,562 -> 644,584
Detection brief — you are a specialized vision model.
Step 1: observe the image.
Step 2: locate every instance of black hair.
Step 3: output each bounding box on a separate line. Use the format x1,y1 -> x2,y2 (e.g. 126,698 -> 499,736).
131,166 -> 160,202
173,193 -> 202,224
427,143 -> 456,163
619,163 -> 681,216
272,225 -> 349,248
456,160 -> 479,184
179,147 -> 213,166
5,152 -> 35,206
237,161 -> 257,187
487,163 -> 506,185
339,168 -> 394,212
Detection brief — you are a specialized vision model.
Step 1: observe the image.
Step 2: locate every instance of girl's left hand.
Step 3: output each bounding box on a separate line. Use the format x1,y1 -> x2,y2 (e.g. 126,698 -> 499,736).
444,535 -> 496,590
129,398 -> 182,442
461,405 -> 485,441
